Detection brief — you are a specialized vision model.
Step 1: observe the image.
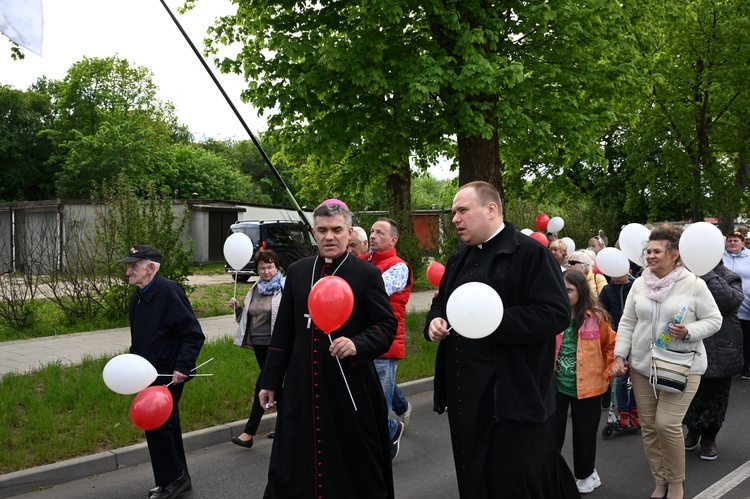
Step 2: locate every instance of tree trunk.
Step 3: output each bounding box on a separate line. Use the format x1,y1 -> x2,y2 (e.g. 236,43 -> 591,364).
385,160 -> 415,240
457,131 -> 505,212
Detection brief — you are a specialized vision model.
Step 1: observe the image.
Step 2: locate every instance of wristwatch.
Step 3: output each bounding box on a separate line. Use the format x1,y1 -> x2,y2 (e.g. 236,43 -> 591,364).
684,331 -> 691,341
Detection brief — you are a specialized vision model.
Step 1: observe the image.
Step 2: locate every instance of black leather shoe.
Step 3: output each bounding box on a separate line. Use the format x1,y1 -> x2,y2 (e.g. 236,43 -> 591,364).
267,432 -> 275,439
149,478 -> 192,498
231,435 -> 254,448
150,473 -> 191,499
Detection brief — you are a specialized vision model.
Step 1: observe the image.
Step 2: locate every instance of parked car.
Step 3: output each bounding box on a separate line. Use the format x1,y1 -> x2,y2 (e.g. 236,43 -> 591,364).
224,220 -> 317,282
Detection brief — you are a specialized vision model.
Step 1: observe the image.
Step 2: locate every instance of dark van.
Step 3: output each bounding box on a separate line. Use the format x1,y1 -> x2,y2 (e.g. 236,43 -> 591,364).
224,220 -> 317,281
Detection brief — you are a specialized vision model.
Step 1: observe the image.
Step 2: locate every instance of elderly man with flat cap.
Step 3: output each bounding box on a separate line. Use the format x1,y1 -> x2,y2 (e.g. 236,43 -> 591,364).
119,245 -> 205,499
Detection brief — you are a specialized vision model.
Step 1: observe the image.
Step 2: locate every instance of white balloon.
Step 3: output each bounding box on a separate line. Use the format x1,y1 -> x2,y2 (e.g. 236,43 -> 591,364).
594,248 -> 630,277
561,237 -> 576,256
446,282 -> 504,339
547,216 -> 565,234
520,228 -> 533,236
679,222 -> 725,276
102,354 -> 157,395
619,223 -> 650,266
223,232 -> 254,271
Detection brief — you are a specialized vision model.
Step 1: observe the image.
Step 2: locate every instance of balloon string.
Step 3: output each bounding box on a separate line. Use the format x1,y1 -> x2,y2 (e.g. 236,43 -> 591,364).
233,272 -> 238,302
165,358 -> 215,387
328,335 -> 358,412
157,374 -> 213,377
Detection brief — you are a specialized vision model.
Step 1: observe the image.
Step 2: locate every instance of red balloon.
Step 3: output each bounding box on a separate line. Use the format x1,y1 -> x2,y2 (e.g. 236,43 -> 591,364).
535,213 -> 550,231
308,276 -> 354,333
592,262 -> 603,275
530,231 -> 548,246
129,386 -> 173,431
426,262 -> 445,287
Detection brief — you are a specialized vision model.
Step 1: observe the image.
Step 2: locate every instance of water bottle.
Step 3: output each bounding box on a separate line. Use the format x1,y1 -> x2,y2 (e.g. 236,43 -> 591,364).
655,305 -> 687,349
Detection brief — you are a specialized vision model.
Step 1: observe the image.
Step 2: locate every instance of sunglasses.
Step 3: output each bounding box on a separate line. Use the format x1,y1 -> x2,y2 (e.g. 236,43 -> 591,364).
566,260 -> 584,266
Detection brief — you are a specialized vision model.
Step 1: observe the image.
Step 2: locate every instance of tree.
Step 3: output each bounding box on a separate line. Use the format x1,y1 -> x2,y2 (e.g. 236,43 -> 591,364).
200,0 -> 649,216
623,0 -> 750,228
0,85 -> 55,201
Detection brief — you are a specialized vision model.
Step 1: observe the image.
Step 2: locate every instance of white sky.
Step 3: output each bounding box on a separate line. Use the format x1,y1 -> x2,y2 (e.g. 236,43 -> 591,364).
0,0 -> 455,179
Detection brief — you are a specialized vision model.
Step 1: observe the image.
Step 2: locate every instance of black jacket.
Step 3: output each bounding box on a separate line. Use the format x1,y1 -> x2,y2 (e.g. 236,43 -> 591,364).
424,221 -> 571,422
598,277 -> 635,330
701,263 -> 744,379
129,274 -> 205,375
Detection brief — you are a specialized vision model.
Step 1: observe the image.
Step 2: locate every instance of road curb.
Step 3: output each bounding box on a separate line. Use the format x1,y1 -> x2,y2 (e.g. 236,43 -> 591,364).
0,377 -> 434,498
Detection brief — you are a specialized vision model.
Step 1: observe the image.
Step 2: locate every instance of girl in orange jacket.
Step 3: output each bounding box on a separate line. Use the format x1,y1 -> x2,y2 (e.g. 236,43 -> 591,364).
554,269 -> 616,494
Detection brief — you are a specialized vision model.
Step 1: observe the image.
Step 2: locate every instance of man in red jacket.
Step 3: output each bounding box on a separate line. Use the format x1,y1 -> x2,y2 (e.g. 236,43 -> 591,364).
362,218 -> 413,460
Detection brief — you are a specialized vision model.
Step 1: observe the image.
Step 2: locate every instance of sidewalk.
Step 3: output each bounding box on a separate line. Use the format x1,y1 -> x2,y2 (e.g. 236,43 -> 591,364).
0,290 -> 435,379
0,290 -> 436,497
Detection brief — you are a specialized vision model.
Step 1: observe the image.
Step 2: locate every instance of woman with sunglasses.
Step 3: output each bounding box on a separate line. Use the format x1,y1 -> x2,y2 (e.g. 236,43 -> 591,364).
566,251 -> 607,298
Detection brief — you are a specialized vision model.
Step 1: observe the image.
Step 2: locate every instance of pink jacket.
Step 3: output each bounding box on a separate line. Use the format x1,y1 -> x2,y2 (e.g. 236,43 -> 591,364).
555,311 -> 616,399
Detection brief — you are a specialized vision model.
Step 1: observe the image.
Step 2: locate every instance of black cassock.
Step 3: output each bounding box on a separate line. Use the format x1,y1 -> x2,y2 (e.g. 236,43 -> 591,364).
262,252 -> 397,499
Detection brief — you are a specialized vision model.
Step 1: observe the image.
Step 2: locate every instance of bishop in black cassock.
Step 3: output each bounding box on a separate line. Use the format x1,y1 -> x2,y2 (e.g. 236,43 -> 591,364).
260,204 -> 397,499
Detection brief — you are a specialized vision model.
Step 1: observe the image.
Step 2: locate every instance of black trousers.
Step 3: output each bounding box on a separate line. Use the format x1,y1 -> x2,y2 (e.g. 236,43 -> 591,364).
243,345 -> 269,435
555,392 -> 602,480
145,382 -> 187,486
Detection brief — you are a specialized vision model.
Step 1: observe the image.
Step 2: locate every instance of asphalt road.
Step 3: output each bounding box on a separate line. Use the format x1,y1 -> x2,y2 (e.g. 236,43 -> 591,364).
11,380 -> 750,499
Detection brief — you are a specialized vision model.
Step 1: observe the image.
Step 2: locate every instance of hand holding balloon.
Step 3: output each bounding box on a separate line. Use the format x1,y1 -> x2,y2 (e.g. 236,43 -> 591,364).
330,336 -> 357,359
428,317 -> 450,342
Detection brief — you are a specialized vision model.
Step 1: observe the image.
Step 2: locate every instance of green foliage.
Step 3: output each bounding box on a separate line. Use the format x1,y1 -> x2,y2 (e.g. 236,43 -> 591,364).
94,174 -> 194,291
0,84 -> 55,201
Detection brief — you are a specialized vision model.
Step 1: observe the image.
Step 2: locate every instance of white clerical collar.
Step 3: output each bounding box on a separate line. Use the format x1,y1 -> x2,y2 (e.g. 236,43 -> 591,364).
477,223 -> 505,250
324,258 -> 333,263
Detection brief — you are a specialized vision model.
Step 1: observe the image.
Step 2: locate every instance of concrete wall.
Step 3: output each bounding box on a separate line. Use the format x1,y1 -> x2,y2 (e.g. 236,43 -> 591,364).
0,199 -> 311,271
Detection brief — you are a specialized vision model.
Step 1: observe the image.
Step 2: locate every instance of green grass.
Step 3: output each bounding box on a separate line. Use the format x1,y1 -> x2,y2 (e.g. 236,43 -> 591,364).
0,312 -> 436,474
192,263 -> 227,275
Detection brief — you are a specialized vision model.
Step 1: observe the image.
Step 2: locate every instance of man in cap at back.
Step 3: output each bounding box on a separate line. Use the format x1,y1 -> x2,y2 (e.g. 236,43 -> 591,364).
119,245 -> 205,499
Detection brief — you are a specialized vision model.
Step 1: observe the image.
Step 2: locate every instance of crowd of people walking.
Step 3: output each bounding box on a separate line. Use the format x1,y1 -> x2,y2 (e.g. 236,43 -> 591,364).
128,186 -> 745,499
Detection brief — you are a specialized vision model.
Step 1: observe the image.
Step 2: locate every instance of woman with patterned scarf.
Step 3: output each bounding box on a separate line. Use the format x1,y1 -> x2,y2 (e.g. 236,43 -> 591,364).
229,249 -> 286,448
610,224 -> 721,499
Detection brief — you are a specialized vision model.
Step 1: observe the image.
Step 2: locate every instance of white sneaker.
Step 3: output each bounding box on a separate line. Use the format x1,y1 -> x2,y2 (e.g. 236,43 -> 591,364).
397,402 -> 412,430
576,469 -> 601,494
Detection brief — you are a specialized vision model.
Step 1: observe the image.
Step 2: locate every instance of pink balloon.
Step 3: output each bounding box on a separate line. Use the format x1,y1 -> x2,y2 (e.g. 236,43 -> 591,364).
308,276 -> 354,332
130,386 -> 173,431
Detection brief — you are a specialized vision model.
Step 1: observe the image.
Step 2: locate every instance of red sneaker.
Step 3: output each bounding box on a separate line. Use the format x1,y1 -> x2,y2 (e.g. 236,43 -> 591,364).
618,411 -> 631,428
630,408 -> 641,428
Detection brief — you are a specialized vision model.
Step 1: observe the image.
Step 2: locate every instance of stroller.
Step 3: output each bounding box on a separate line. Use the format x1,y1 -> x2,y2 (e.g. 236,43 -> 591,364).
601,376 -> 640,439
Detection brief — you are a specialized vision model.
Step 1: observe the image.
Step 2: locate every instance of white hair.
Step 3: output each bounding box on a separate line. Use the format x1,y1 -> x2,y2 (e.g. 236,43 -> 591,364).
352,226 -> 367,243
568,251 -> 592,268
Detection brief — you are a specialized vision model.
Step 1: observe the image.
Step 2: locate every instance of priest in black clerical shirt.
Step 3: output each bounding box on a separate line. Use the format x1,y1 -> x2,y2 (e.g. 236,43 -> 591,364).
426,181 -> 575,499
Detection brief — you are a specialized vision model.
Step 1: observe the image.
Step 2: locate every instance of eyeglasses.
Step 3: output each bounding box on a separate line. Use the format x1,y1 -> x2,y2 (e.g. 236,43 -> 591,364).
566,260 -> 584,266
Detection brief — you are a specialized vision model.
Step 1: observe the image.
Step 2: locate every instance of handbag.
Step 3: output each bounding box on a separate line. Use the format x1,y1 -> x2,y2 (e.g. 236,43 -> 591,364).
650,347 -> 694,394
649,300 -> 695,395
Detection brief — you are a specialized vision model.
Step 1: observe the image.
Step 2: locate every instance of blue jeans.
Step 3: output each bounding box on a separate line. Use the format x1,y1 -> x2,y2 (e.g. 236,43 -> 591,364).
392,384 -> 408,416
374,358 -> 399,440
615,372 -> 637,412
